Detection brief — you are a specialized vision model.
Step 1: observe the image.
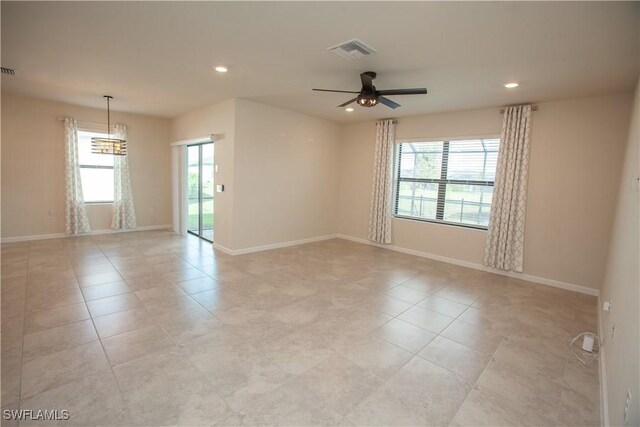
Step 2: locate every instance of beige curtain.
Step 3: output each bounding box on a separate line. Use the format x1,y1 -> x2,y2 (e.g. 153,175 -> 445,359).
485,105 -> 533,272
111,124 -> 137,230
64,118 -> 91,235
368,119 -> 395,244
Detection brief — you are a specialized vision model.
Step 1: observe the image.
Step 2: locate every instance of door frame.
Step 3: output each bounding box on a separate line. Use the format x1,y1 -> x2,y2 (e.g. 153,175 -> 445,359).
186,142 -> 214,243
170,135 -> 215,239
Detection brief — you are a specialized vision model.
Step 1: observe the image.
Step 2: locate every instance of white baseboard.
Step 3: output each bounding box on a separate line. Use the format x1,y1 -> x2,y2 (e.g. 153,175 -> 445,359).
1,232 -> 68,243
336,233 -> 599,297
212,242 -> 234,255
1,225 -> 173,243
597,296 -> 610,427
214,234 -> 338,256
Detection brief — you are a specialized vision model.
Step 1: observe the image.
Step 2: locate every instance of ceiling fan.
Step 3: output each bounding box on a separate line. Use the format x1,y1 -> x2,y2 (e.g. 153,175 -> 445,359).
313,71 -> 427,109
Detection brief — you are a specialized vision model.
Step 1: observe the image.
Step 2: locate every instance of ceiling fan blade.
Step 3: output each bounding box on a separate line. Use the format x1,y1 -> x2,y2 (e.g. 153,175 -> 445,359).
360,73 -> 374,91
377,88 -> 428,96
337,97 -> 358,107
379,96 -> 401,109
313,89 -> 361,94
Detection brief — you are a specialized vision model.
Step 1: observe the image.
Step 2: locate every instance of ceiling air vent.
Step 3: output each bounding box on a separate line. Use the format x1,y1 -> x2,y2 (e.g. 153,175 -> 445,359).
327,39 -> 376,60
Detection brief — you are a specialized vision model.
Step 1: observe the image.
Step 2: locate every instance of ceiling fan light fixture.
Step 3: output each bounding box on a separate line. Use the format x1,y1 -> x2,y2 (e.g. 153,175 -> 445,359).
91,95 -> 126,156
358,96 -> 378,107
313,71 -> 427,109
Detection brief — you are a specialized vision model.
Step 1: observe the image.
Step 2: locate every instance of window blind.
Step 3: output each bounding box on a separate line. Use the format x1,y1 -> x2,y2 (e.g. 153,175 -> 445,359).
394,138 -> 500,228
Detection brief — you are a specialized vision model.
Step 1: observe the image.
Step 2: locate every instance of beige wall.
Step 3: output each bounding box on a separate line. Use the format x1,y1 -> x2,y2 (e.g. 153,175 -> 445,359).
338,93 -> 633,290
171,99 -> 236,249
600,80 -> 639,427
338,108 -> 500,264
232,99 -> 340,250
1,93 -> 172,238
170,98 -> 341,251
5,89 -> 631,289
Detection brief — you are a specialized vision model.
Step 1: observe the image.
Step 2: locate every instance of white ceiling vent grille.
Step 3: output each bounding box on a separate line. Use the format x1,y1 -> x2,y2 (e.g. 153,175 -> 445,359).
327,39 -> 377,60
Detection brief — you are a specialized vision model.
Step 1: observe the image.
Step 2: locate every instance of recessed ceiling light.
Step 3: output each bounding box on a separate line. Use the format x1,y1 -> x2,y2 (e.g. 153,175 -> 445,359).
503,82 -> 519,88
345,107 -> 354,112
214,66 -> 228,73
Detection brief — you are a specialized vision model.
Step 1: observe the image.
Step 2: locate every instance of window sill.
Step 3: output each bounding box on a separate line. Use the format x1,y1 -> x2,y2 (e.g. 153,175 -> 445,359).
393,215 -> 488,231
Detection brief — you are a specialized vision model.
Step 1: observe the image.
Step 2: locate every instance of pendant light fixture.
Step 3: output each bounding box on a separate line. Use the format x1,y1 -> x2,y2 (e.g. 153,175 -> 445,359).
91,95 -> 126,155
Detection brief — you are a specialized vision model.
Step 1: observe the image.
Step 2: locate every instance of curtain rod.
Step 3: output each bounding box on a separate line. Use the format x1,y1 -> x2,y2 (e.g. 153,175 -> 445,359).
499,105 -> 539,114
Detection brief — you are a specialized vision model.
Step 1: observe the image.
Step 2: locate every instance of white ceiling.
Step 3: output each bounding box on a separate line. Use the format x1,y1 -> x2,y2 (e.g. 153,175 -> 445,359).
2,2 -> 639,123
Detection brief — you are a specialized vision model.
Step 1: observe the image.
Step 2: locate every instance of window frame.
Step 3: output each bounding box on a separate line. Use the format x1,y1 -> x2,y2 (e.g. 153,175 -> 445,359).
392,135 -> 500,231
77,129 -> 115,204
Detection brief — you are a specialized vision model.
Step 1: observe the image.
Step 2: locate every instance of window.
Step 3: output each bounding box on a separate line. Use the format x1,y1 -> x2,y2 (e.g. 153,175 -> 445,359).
394,138 -> 500,229
78,130 -> 114,203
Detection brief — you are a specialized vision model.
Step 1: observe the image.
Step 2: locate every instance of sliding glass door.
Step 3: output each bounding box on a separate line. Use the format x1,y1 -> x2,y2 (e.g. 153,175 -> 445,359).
187,143 -> 214,242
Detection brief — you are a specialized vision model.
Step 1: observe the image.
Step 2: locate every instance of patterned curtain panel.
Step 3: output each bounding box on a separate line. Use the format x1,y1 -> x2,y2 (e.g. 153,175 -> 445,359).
64,118 -> 91,235
484,105 -> 533,272
368,119 -> 396,244
111,124 -> 137,230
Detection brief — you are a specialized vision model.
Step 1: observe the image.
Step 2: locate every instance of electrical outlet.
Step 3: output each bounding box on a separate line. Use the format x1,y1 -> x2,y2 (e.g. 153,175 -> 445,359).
624,388 -> 632,424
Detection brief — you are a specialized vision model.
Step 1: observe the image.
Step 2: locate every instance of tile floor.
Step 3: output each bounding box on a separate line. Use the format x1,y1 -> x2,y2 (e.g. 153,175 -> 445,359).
1,231 -> 600,426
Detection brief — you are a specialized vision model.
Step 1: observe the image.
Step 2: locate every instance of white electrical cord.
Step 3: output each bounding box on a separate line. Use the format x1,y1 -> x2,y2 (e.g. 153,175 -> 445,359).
569,332 -> 601,365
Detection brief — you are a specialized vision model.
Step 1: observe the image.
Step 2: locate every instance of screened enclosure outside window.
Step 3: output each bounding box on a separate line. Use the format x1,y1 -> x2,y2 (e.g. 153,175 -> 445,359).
77,130 -> 114,203
394,138 -> 500,229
